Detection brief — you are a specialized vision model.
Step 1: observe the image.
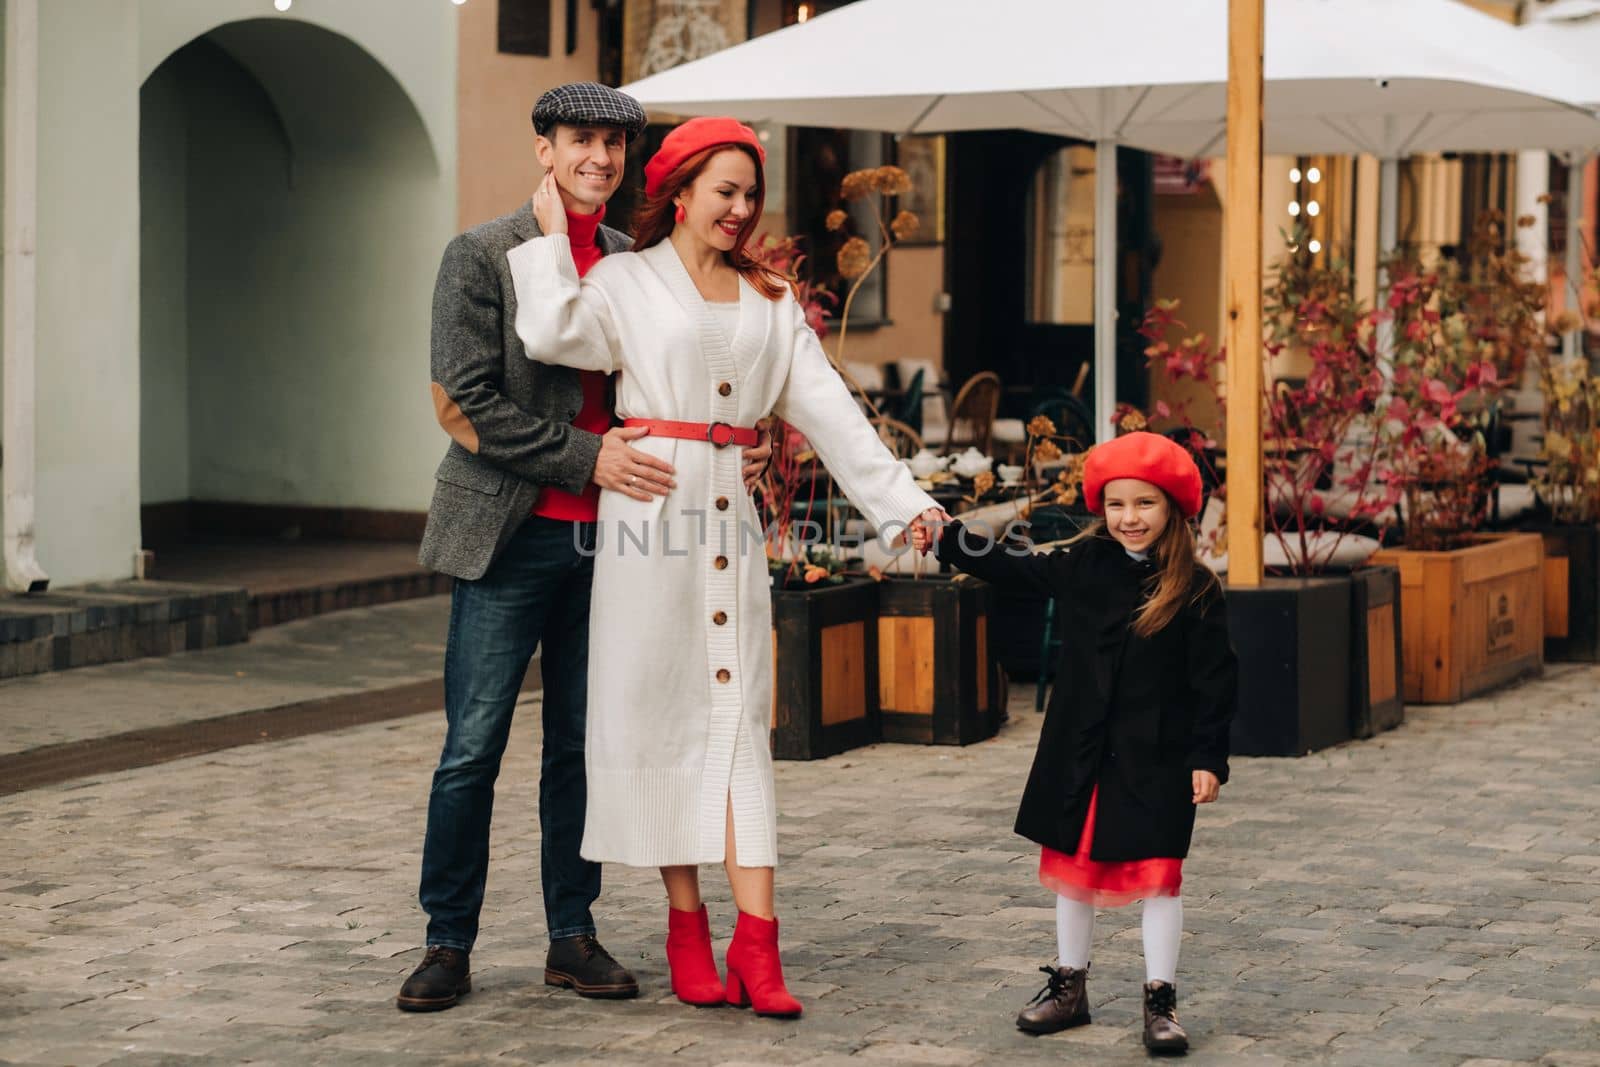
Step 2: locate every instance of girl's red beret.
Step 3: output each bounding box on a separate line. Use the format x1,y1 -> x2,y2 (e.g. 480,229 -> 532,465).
1082,431 -> 1204,518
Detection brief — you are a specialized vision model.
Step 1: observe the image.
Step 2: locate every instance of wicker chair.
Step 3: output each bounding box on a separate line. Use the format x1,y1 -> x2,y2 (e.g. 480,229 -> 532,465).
935,371 -> 1003,456
869,416 -> 925,459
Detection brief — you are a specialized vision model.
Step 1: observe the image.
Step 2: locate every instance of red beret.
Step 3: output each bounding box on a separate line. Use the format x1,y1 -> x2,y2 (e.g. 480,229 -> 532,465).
644,116 -> 767,198
1083,431 -> 1204,519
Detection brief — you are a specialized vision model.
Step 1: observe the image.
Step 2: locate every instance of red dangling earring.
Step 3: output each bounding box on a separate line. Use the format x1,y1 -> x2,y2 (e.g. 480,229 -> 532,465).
674,203 -> 686,224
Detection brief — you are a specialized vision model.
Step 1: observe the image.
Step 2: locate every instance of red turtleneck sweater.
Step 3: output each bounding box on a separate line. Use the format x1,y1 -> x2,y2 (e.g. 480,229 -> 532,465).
531,204 -> 611,523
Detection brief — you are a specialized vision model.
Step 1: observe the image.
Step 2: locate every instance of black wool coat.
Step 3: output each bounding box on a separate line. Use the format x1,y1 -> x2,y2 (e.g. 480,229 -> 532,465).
937,522 -> 1237,862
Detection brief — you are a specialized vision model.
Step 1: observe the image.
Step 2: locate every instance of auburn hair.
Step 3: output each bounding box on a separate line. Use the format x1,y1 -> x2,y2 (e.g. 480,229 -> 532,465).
1067,492 -> 1218,639
631,143 -> 789,301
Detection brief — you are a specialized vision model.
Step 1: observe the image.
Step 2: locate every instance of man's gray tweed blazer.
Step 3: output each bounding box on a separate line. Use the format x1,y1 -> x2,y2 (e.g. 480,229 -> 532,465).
419,201 -> 632,580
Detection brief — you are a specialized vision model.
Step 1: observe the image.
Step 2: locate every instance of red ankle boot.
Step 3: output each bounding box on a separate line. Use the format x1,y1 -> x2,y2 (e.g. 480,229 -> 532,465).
724,911 -> 802,1018
666,906 -> 725,1006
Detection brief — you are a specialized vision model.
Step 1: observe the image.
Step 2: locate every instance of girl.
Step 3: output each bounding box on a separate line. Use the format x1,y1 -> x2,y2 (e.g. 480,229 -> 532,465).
934,431 -> 1237,1054
510,117 -> 942,1017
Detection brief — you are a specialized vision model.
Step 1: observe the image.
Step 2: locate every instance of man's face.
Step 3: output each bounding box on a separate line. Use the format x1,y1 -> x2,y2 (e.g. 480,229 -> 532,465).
535,124 -> 627,214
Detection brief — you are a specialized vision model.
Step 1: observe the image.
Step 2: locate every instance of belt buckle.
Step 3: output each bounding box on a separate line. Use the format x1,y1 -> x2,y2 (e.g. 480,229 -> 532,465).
706,421 -> 735,448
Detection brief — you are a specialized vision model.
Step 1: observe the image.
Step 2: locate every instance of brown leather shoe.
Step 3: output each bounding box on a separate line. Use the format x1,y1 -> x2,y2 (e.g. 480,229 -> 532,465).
544,934 -> 639,999
1143,980 -> 1189,1054
396,946 -> 471,1012
1016,964 -> 1090,1034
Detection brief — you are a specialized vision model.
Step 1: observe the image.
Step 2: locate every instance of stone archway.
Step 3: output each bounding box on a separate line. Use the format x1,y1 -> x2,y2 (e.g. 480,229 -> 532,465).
138,19 -> 449,565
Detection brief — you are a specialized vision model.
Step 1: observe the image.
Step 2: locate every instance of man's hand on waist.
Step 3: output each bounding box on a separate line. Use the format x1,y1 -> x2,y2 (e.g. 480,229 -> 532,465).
593,425 -> 676,502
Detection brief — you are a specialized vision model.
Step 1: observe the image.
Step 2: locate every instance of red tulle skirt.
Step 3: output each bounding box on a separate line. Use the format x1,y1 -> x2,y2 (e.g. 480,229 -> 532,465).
1039,785 -> 1183,908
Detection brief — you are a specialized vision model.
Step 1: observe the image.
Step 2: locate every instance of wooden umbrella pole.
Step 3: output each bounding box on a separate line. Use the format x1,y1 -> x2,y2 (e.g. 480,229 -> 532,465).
1224,0 -> 1264,587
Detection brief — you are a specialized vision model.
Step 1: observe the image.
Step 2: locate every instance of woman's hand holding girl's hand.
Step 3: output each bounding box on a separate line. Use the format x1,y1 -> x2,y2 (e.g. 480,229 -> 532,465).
532,173 -> 568,237
1191,770 -> 1220,805
909,507 -> 952,554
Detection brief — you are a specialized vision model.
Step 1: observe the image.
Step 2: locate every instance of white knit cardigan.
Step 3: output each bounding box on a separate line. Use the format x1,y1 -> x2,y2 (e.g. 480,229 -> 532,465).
508,235 -> 936,868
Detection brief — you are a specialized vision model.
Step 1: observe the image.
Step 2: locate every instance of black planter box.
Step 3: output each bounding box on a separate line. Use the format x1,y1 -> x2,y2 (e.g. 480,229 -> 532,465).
1350,565 -> 1405,739
877,574 -> 1000,746
770,578 -> 881,760
1226,575 -> 1353,757
1532,524 -> 1600,662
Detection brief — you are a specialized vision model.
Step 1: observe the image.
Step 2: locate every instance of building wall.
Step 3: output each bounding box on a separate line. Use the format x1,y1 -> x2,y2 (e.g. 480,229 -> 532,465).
824,245 -> 944,367
35,0 -> 143,588
457,0 -> 601,229
139,62 -> 190,505
30,0 -> 457,586
453,0 -> 948,373
1149,184 -> 1224,432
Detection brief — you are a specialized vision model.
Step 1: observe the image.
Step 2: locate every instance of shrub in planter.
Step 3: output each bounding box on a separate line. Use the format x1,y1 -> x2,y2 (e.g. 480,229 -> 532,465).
1134,240 -> 1403,751
1371,214 -> 1546,699
770,571 -> 881,760
1523,274 -> 1600,661
1370,533 -> 1544,703
875,568 -> 1000,746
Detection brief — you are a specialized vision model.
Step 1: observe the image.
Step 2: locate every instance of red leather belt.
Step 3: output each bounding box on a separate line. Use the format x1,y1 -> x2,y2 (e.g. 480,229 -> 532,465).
622,418 -> 759,448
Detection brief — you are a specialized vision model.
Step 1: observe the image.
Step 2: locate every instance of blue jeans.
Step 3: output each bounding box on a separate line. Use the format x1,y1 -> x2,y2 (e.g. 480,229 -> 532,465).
419,517 -> 599,951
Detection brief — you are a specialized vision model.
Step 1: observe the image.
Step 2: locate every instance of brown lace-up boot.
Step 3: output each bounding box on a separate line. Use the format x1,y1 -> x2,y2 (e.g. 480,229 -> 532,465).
1142,979 -> 1189,1054
1015,964 -> 1090,1034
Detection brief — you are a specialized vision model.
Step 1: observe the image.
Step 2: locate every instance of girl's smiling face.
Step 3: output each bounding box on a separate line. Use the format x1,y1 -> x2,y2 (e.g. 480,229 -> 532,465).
1101,477 -> 1171,554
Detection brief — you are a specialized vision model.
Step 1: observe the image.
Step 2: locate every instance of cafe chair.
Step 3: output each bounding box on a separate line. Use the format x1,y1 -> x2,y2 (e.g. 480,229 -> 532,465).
869,416 -> 925,459
929,371 -> 1002,456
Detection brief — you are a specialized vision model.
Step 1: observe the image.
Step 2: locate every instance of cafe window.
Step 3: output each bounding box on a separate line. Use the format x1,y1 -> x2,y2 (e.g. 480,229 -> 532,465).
499,0 -> 552,57
790,126 -> 892,326
1024,145 -> 1097,325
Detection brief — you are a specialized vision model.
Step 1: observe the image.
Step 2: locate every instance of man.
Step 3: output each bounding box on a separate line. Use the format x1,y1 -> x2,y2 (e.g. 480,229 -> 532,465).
399,83 -> 770,1012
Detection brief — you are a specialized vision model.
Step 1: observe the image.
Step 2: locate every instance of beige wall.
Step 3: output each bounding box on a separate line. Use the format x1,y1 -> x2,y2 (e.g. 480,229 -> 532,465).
451,0 -> 948,371
1453,0 -> 1517,23
1149,185 -> 1224,434
828,246 -> 945,367
457,0 -> 602,229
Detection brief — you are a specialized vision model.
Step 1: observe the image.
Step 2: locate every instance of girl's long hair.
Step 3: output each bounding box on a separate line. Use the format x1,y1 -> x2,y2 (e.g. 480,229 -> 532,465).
631,143 -> 788,301
1068,493 -> 1217,639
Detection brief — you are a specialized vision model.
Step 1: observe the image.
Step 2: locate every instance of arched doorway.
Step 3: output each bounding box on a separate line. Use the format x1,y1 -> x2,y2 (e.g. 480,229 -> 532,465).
139,19 -> 450,603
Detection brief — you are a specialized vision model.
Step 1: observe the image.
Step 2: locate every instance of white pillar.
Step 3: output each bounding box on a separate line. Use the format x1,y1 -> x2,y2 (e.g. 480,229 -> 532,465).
1565,153 -> 1586,363
1094,138 -> 1117,444
3,0 -> 49,594
1515,151 -> 1550,293
1375,156 -> 1399,370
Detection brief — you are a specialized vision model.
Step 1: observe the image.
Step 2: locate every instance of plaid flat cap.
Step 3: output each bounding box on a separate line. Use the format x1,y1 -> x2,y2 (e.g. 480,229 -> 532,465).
532,82 -> 647,140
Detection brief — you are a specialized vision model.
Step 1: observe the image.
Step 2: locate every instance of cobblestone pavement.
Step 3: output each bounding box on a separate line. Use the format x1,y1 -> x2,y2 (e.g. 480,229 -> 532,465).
2,667 -> 1597,1066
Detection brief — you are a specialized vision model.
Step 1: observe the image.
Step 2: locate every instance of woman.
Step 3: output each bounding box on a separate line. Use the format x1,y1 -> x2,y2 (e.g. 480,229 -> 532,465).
508,116 -> 941,1018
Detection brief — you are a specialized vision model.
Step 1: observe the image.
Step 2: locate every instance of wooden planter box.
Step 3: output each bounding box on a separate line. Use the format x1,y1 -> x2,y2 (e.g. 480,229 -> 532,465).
1350,565 -> 1405,738
1530,524 -> 1600,662
770,578 -> 881,760
877,574 -> 1000,745
1226,576 -> 1353,756
1370,532 -> 1544,704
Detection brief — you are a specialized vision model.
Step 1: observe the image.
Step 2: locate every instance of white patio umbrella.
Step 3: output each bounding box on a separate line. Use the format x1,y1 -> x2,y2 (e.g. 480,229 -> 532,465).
624,0 -> 1600,440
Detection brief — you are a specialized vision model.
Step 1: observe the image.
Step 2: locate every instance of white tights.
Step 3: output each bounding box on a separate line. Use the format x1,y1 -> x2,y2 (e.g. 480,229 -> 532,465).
1054,893 -> 1182,983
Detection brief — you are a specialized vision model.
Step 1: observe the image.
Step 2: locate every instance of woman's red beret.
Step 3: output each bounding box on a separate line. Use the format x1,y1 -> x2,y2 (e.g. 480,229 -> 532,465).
644,116 -> 767,198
